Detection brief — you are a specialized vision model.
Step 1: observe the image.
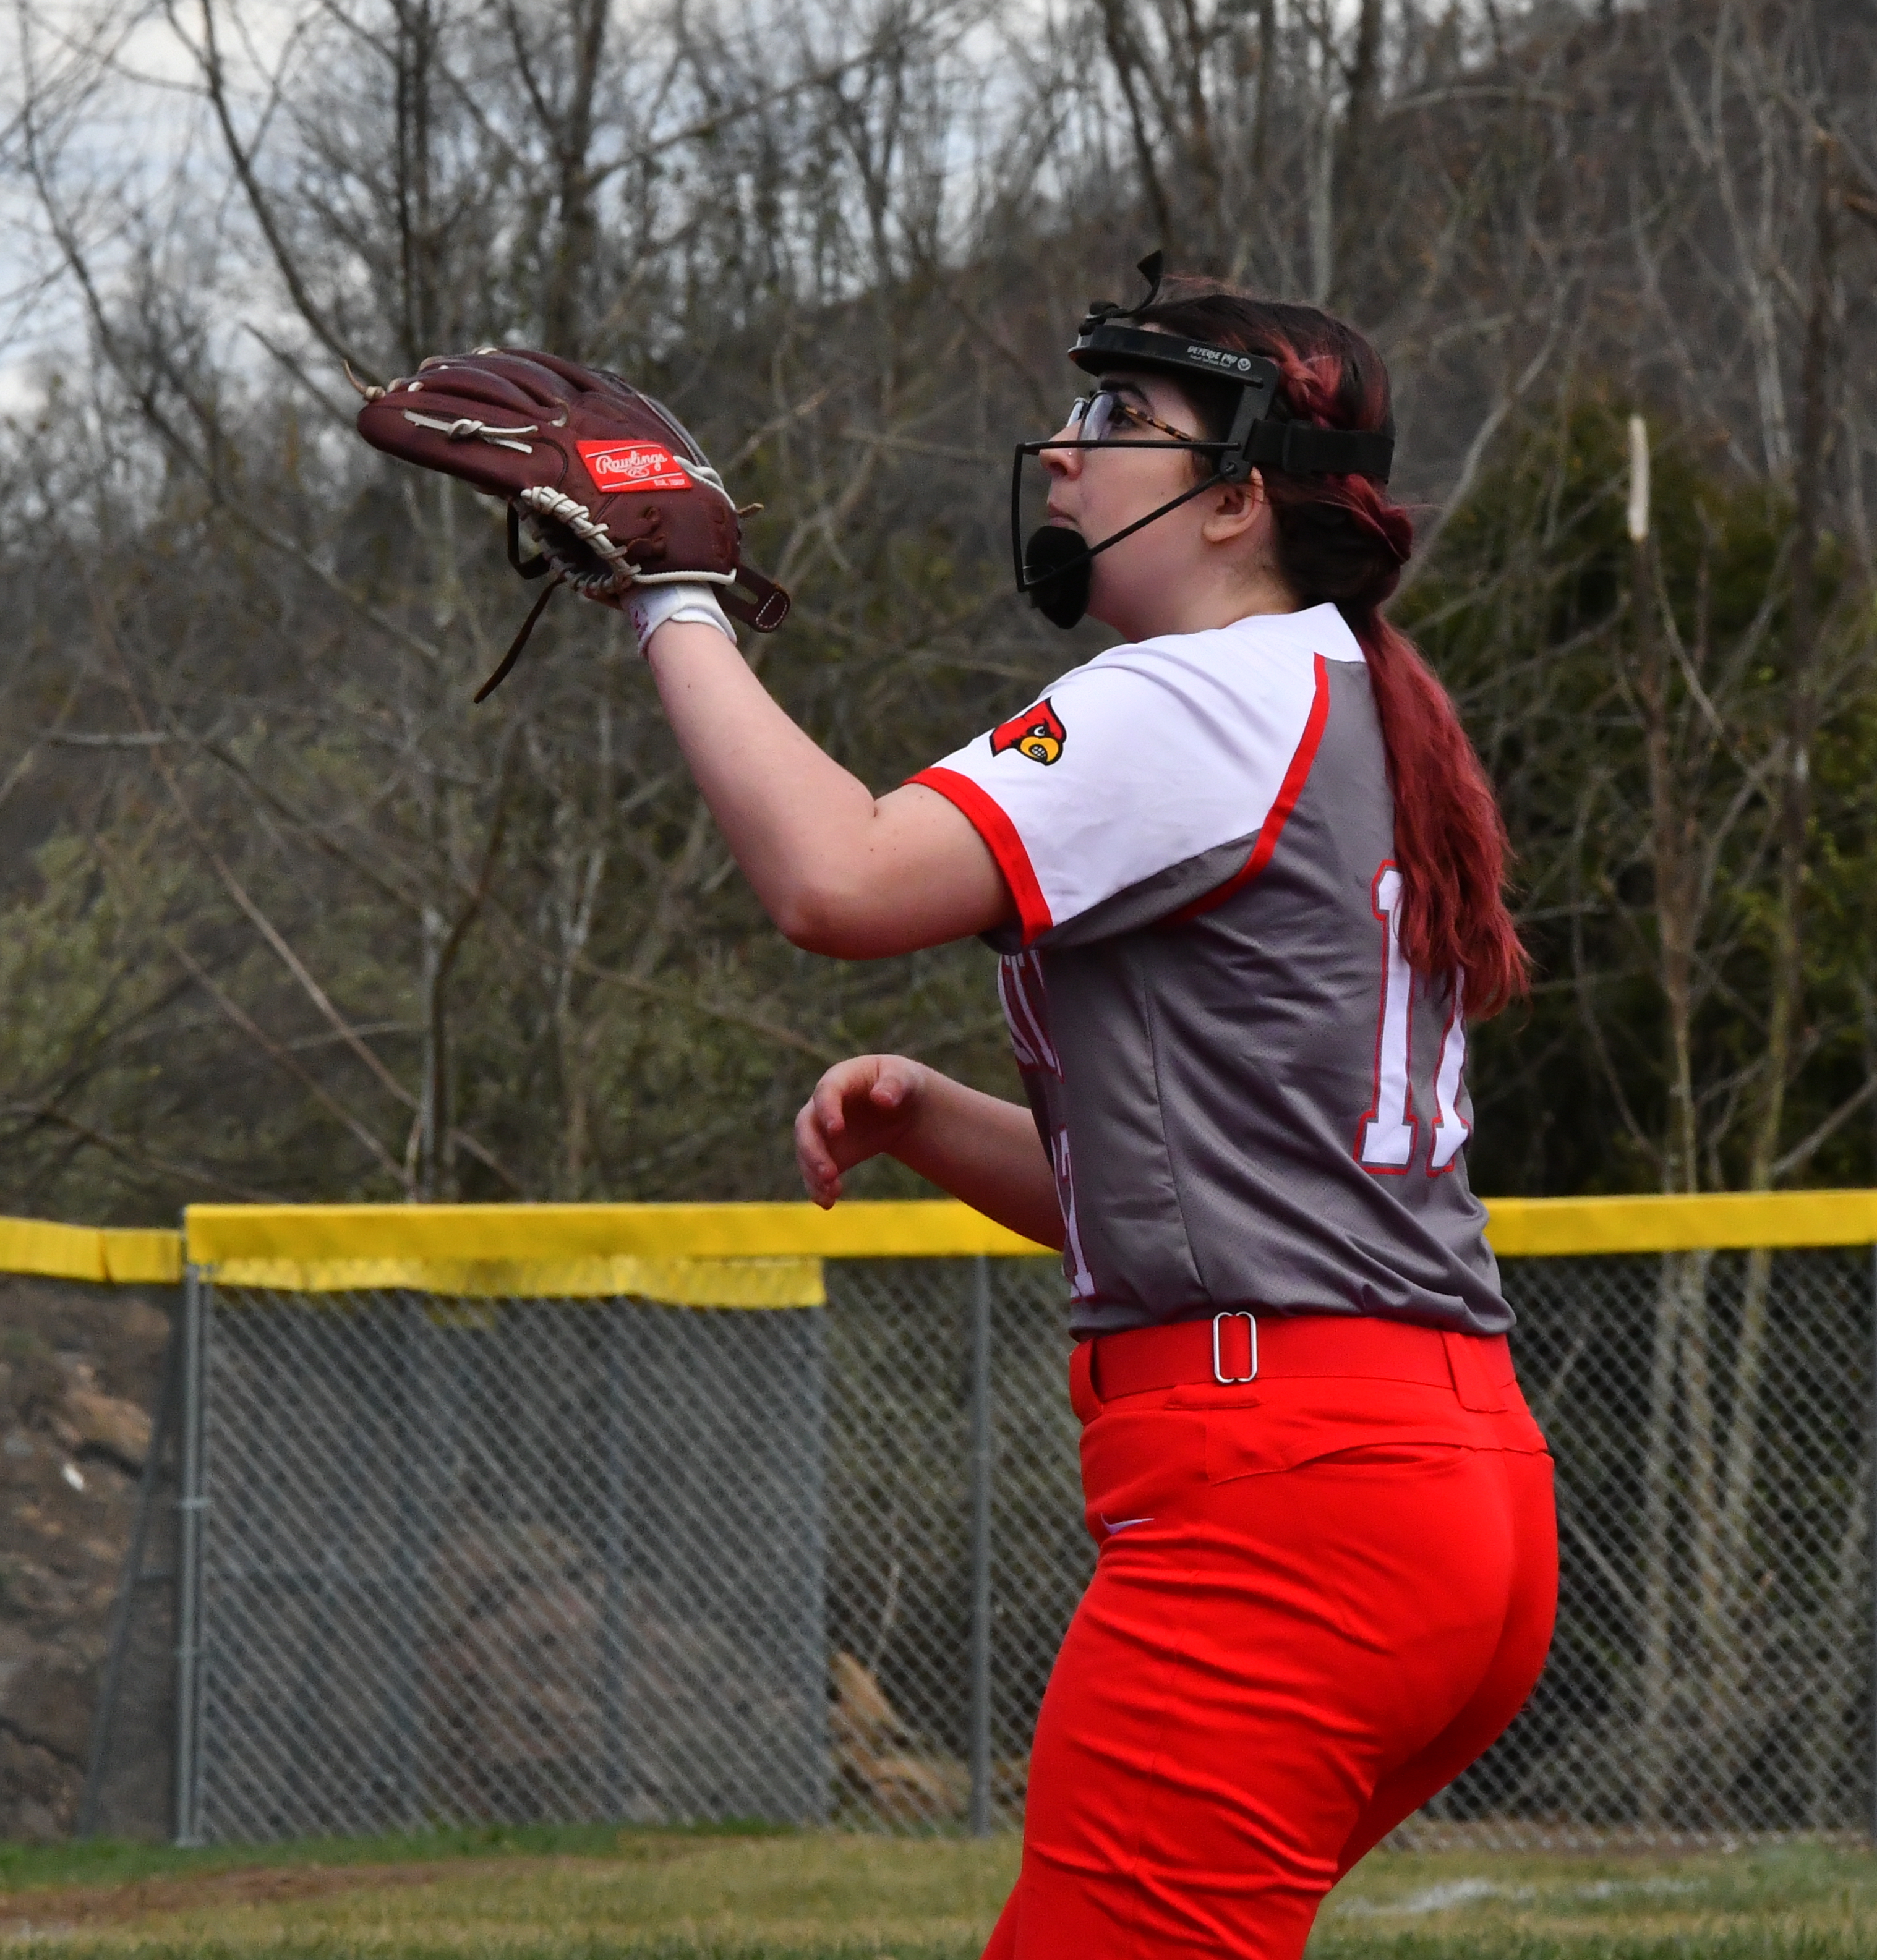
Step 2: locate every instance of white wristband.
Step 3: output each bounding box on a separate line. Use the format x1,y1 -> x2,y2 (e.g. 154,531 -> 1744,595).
625,581 -> 737,658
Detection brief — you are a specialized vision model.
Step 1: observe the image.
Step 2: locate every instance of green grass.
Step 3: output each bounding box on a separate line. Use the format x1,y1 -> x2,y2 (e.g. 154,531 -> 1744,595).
4,1828 -> 1877,1956
1308,1838 -> 1877,1957
0,1822 -> 782,1894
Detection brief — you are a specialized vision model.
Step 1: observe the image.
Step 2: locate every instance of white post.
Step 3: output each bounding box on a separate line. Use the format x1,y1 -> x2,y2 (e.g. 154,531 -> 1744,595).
173,1263 -> 208,1846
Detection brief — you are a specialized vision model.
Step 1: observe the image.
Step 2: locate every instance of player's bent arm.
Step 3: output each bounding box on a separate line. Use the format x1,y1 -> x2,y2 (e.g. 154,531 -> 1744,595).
888,1076 -> 1064,1250
797,1056 -> 1064,1251
645,620 -> 1013,956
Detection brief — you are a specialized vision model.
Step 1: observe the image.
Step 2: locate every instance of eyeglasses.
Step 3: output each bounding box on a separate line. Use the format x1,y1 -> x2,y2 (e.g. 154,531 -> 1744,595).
1067,390 -> 1196,444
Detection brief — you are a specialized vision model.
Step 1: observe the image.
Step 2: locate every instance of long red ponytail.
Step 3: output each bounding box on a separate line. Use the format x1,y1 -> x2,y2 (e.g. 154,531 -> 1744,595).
1137,281 -> 1529,1018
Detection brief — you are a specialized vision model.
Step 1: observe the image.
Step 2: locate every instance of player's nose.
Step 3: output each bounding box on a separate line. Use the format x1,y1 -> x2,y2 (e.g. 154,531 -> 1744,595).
1040,428 -> 1082,479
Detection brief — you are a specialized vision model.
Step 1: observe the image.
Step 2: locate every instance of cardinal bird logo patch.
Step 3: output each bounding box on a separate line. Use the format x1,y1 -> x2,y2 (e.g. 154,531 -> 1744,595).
576,440 -> 691,493
991,698 -> 1067,765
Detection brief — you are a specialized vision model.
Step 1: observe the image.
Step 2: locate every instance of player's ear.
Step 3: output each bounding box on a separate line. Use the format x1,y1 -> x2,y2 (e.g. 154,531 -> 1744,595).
1199,472 -> 1264,548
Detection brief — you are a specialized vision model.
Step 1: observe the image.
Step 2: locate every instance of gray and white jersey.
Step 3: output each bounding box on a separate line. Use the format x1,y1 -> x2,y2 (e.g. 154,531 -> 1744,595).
912,603 -> 1509,1339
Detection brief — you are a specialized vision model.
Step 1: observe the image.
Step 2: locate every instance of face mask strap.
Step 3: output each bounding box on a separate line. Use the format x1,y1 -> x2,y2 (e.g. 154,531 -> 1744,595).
1009,441 -> 1232,600
1216,381 -> 1269,484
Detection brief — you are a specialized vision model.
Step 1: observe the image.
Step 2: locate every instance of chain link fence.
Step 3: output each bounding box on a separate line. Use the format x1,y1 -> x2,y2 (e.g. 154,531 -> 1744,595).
1446,1248 -> 1877,1847
176,1287 -> 826,1841
84,1245 -> 1877,1847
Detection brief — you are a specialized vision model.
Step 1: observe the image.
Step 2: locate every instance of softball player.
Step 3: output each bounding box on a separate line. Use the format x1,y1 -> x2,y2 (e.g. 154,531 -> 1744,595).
633,266 -> 1557,1958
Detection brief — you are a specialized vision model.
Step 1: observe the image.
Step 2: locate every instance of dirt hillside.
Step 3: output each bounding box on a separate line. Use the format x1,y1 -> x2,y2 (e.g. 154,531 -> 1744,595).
0,1280 -> 173,1839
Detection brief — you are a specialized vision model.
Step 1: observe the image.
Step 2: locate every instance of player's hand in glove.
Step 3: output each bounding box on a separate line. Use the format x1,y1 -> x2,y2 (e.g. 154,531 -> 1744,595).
353,347 -> 788,699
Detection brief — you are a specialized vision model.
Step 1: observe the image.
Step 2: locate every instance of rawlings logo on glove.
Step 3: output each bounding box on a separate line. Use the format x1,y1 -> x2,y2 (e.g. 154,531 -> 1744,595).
577,440 -> 690,493
351,347 -> 789,700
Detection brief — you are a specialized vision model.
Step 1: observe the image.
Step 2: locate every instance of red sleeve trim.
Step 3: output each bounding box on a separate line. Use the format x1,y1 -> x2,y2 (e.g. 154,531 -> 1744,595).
908,765 -> 1053,945
1169,652 -> 1331,924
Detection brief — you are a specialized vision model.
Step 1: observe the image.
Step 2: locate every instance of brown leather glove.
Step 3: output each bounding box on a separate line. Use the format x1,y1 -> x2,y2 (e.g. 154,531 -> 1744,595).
355,347 -> 788,697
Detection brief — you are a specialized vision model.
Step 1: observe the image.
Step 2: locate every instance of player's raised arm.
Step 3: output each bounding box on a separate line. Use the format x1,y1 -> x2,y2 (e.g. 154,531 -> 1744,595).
635,622 -> 1014,957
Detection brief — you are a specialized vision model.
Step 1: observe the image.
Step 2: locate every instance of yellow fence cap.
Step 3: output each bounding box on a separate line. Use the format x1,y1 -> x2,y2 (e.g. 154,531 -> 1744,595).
0,1217 -> 182,1285
4,1192 -> 1877,1297
179,1200 -> 1051,1305
184,1199 -> 1053,1268
1484,1190 -> 1877,1256
205,1253 -> 825,1308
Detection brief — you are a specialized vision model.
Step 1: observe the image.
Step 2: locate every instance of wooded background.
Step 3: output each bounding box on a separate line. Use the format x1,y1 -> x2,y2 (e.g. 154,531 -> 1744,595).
0,0 -> 1873,1218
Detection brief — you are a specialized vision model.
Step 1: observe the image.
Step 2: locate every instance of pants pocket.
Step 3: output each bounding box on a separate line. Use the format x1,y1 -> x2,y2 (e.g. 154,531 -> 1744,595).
1078,1410 -> 1207,1541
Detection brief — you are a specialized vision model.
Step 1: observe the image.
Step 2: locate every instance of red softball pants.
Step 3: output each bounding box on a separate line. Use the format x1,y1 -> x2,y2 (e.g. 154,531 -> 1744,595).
983,1326 -> 1557,1960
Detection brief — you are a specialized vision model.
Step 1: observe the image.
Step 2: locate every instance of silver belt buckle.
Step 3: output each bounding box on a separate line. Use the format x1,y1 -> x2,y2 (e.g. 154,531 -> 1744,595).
1211,1310 -> 1258,1384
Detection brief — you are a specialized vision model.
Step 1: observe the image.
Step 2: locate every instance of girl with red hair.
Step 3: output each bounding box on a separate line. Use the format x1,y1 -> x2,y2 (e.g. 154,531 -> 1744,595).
625,268 -> 1555,1959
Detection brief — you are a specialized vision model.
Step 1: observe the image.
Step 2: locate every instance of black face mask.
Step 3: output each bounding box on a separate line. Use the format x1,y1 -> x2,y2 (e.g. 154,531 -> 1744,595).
1010,441 -> 1236,631
1021,522 -> 1096,629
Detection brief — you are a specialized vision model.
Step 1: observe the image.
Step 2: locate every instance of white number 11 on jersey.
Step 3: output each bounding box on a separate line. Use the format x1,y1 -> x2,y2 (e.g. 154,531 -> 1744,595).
1356,861 -> 1469,1176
